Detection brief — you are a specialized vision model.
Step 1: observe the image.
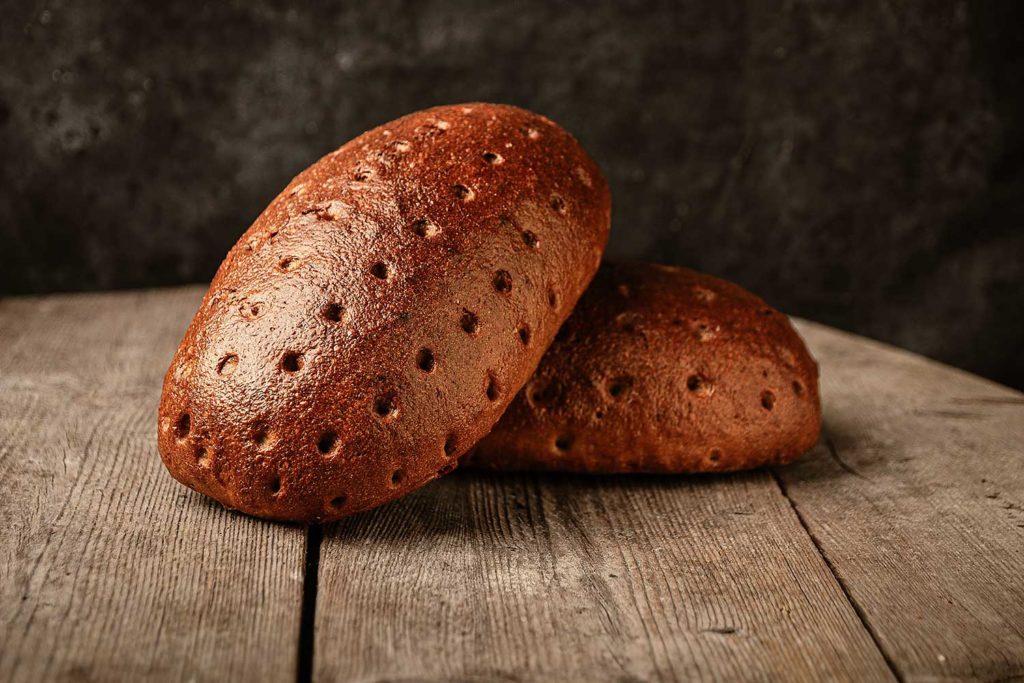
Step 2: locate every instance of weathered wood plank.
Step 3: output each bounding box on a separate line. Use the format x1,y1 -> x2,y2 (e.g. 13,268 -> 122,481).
0,288 -> 306,683
782,321 -> 1024,683
315,468 -> 894,682
6,286 -> 1019,682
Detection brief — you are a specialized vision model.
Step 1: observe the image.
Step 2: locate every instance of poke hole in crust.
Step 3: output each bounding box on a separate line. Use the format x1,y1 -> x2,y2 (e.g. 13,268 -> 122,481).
437,462 -> 457,476
174,413 -> 191,440
695,323 -> 716,342
528,380 -> 560,408
370,262 -> 390,280
239,300 -> 265,320
321,303 -> 347,323
317,431 -> 338,456
280,352 -> 305,373
761,390 -> 776,411
453,184 -> 475,201
486,373 -> 500,402
270,477 -> 282,495
252,425 -> 276,451
709,449 -> 722,463
216,354 -> 239,376
329,495 -> 347,509
390,469 -> 404,486
444,433 -> 458,456
518,325 -> 531,346
687,374 -> 714,397
195,445 -> 210,466
547,289 -> 558,308
482,151 -> 503,164
493,270 -> 513,294
792,381 -> 804,396
555,435 -> 573,451
521,230 -> 539,249
416,348 -> 436,373
461,309 -> 480,335
374,393 -> 398,419
412,218 -> 440,238
607,376 -> 634,400
277,256 -> 300,272
550,194 -> 567,215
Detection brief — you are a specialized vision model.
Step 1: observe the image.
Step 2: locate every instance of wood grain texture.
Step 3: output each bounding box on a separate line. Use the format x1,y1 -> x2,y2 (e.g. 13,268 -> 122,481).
314,470 -> 894,682
4,286 -> 1022,683
0,288 -> 305,683
780,321 -> 1024,683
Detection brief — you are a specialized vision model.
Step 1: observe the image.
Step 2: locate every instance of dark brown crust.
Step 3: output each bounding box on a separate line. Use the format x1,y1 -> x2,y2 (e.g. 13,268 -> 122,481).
465,262 -> 821,473
157,103 -> 610,522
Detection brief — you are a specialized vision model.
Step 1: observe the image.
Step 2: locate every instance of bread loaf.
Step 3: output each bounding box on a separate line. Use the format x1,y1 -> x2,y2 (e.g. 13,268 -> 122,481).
158,103 -> 611,521
465,262 -> 820,473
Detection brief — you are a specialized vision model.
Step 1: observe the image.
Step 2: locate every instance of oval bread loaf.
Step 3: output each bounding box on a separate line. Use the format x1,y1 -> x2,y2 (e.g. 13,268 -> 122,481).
465,262 -> 821,473
157,103 -> 611,521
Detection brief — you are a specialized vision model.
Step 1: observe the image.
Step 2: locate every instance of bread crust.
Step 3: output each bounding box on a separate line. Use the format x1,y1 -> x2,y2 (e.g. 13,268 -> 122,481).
157,103 -> 610,521
466,262 -> 821,473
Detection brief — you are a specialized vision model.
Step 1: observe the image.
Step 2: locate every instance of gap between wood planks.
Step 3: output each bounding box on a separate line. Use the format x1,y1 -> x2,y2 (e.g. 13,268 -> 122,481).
770,435 -> 904,683
297,524 -> 322,683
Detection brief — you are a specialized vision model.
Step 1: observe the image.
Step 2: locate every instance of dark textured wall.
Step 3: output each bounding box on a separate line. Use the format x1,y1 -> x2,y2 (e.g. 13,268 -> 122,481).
2,0 -> 1022,389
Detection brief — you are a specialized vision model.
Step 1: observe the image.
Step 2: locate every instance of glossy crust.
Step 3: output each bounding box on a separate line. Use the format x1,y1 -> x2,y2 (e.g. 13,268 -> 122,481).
157,103 -> 610,521
466,262 -> 821,473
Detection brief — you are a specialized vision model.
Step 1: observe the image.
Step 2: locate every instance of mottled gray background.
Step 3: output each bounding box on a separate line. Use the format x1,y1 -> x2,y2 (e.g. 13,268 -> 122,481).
2,0 -> 1022,389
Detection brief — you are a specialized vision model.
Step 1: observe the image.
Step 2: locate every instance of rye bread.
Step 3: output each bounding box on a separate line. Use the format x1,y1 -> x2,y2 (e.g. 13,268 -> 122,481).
466,262 -> 821,473
158,103 -> 611,521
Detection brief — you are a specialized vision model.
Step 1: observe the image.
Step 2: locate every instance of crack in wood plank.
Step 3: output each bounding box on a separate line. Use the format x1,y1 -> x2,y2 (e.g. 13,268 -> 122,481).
771,466 -> 904,683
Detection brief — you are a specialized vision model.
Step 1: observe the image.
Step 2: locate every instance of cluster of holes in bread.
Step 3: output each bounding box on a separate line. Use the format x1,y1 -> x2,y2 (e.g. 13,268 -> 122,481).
171,398 -> 442,505
533,300 -> 809,466
179,114 -> 587,509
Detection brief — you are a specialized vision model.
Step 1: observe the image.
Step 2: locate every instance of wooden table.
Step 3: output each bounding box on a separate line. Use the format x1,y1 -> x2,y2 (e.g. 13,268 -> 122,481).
1,286 -> 1022,683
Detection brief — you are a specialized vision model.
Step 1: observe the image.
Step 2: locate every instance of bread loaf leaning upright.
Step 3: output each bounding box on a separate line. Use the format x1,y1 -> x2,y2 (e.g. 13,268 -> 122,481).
465,262 -> 821,473
158,103 -> 611,522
